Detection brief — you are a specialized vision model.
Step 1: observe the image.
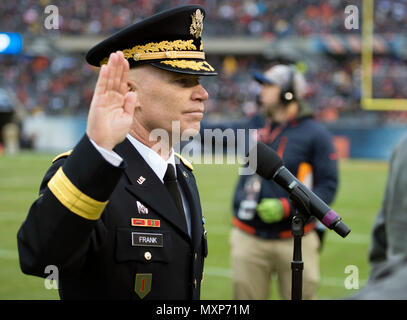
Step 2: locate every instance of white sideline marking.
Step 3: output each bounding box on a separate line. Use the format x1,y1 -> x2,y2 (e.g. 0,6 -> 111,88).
207,225 -> 370,244
204,266 -> 367,288
0,249 -> 366,289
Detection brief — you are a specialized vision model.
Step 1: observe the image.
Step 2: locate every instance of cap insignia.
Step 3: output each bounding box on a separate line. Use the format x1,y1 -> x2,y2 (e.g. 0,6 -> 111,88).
190,9 -> 204,39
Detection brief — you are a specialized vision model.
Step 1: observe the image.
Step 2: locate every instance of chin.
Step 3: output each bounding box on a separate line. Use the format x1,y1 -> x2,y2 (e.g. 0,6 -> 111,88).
181,125 -> 201,140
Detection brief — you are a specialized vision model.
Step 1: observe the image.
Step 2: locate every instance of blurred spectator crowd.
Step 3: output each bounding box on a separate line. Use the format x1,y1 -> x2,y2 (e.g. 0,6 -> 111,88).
2,0 -> 406,37
3,51 -> 407,124
0,54 -> 95,116
1,0 -> 407,123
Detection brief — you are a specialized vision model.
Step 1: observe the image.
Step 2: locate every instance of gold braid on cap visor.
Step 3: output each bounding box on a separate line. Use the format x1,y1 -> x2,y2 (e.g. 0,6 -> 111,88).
159,60 -> 214,71
99,39 -> 205,65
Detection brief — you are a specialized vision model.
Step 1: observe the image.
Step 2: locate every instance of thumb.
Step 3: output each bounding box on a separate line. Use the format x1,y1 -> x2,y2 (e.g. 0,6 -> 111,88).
123,91 -> 138,116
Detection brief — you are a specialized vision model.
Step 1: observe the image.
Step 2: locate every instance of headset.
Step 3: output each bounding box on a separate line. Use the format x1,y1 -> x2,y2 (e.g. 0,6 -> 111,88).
280,65 -> 297,105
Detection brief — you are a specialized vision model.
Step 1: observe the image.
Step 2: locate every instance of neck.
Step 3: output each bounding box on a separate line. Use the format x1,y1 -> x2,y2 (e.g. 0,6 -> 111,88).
271,102 -> 298,123
129,128 -> 173,161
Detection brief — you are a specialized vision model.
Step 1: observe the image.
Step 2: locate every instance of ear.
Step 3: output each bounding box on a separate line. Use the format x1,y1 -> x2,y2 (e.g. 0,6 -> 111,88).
127,80 -> 141,108
124,91 -> 139,117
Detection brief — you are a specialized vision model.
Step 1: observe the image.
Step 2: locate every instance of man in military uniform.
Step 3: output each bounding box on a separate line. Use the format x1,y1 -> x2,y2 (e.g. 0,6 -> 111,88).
17,5 -> 216,300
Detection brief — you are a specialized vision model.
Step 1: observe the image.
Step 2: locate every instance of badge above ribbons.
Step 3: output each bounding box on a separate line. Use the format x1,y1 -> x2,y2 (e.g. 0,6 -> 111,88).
136,201 -> 149,214
135,273 -> 152,299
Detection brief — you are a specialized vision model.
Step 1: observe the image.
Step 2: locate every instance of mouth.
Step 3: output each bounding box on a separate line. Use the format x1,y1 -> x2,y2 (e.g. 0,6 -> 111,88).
183,108 -> 204,117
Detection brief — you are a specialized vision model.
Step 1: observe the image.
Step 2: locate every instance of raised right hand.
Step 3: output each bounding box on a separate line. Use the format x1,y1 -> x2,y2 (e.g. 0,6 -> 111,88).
86,51 -> 138,151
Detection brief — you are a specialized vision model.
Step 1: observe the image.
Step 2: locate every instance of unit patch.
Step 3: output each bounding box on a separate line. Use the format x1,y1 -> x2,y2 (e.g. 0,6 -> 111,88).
132,232 -> 163,247
134,273 -> 152,299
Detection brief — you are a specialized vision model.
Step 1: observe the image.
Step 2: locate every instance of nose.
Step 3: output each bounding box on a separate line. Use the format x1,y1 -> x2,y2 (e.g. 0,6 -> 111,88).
191,84 -> 209,102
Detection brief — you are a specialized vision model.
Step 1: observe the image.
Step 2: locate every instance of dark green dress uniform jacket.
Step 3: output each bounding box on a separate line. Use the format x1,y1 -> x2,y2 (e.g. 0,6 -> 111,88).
17,134 -> 208,300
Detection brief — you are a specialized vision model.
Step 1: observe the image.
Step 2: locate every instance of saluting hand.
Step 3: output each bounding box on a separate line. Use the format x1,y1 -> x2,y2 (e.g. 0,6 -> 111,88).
86,51 -> 138,151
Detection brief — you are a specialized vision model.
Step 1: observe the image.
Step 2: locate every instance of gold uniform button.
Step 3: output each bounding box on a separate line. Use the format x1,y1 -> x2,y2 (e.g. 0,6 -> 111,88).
144,251 -> 152,261
194,253 -> 198,260
193,278 -> 197,289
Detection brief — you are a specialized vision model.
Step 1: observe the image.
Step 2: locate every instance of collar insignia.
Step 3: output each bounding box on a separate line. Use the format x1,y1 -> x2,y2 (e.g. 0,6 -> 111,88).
137,176 -> 146,185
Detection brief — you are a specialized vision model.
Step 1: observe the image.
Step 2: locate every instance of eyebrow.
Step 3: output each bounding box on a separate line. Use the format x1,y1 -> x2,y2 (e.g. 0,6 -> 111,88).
171,74 -> 200,81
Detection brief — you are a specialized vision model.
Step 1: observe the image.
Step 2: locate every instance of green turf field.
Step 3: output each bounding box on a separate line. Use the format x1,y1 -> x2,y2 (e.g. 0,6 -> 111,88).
0,152 -> 389,299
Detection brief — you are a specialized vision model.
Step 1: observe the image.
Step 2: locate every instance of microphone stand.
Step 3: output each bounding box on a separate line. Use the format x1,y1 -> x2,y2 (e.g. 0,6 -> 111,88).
289,187 -> 313,301
290,210 -> 307,300
278,177 -> 349,299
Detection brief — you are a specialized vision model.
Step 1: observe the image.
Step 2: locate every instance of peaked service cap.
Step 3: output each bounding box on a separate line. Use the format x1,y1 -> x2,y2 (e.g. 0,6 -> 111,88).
86,5 -> 217,76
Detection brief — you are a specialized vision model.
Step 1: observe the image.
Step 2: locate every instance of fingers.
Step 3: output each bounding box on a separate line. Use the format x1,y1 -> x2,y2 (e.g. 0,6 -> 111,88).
119,55 -> 130,96
94,50 -> 129,109
101,51 -> 128,94
123,91 -> 138,117
106,53 -> 117,91
112,52 -> 124,91
94,64 -> 108,96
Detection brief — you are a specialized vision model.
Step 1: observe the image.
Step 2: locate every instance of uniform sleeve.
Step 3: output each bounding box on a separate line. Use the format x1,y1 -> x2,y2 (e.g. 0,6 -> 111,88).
17,134 -> 126,278
379,138 -> 407,260
89,138 -> 123,167
368,207 -> 387,278
369,136 -> 407,279
310,126 -> 338,205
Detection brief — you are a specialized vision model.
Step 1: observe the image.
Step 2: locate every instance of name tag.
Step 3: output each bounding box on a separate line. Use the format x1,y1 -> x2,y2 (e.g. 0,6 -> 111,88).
132,232 -> 163,247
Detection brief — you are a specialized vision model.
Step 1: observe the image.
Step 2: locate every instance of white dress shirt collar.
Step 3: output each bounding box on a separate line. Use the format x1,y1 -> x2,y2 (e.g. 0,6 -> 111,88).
126,134 -> 176,183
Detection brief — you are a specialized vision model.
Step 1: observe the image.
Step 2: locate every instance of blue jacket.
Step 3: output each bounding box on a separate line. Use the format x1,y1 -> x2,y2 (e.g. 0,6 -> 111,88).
201,102 -> 338,239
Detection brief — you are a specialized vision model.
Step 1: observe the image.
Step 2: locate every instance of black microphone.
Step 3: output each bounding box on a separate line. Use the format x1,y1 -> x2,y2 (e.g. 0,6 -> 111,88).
248,142 -> 351,238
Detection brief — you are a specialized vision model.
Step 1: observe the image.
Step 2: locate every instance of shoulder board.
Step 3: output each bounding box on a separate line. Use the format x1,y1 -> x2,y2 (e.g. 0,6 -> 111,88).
52,150 -> 73,163
174,152 -> 193,171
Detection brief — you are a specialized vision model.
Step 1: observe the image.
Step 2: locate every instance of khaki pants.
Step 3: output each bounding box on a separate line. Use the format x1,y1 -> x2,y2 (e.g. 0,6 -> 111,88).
230,227 -> 320,300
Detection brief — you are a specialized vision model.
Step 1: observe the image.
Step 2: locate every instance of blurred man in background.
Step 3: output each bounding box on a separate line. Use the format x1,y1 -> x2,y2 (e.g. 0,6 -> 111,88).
0,88 -> 18,155
202,64 -> 338,299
